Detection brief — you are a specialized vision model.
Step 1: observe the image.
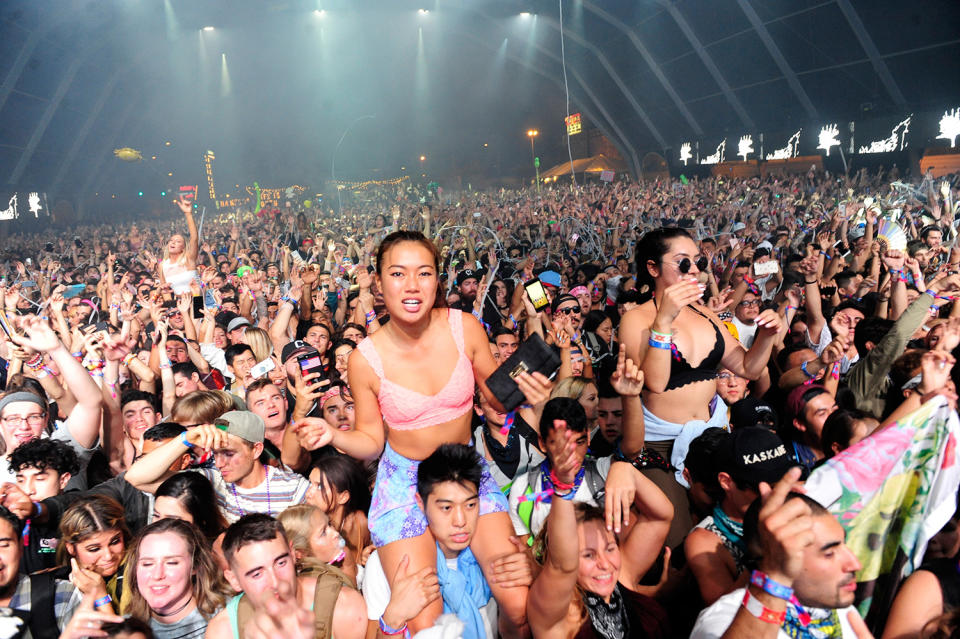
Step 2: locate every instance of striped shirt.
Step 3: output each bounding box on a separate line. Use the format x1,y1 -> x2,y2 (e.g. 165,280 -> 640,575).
200,464 -> 309,523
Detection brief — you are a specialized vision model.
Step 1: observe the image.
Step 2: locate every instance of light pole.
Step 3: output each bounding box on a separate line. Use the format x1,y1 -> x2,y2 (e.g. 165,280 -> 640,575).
331,114 -> 375,215
526,129 -> 540,192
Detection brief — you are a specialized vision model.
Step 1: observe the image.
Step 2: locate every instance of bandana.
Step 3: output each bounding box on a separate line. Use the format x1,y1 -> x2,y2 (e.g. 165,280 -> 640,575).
569,286 -> 589,297
782,604 -> 843,639
583,585 -> 630,639
320,386 -> 342,409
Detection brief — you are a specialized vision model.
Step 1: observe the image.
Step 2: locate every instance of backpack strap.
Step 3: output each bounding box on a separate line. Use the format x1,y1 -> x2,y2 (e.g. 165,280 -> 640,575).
583,458 -> 606,501
28,569 -> 62,639
311,566 -> 349,639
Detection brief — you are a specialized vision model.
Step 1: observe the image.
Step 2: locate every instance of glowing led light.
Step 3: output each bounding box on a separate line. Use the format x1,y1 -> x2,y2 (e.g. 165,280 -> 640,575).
151,155 -> 157,160
520,12 -> 530,17
418,9 -> 428,14
766,130 -> 802,160
420,155 -> 426,161
858,116 -> 912,153
679,143 -> 692,166
817,124 -> 840,156
0,194 -> 16,220
202,26 -> 214,31
168,172 -> 173,177
165,141 -> 172,146
701,140 -> 726,165
483,143 -> 489,147
937,108 -> 960,148
737,135 -> 754,161
314,9 -> 325,16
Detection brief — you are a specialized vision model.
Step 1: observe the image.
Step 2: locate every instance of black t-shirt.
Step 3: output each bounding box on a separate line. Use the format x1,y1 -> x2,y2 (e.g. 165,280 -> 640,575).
20,519 -> 59,575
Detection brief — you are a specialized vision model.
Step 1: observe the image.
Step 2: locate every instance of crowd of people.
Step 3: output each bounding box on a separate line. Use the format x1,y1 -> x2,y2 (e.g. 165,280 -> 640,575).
0,165 -> 957,639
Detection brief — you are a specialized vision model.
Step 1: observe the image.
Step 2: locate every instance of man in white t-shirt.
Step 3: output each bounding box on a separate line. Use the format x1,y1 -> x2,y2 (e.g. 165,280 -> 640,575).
125,410 -> 309,522
729,290 -> 761,348
363,444 -> 533,639
508,398 -> 610,539
689,468 -> 869,639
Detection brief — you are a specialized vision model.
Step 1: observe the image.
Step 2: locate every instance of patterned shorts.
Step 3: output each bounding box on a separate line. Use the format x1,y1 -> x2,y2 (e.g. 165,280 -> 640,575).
368,442 -> 509,547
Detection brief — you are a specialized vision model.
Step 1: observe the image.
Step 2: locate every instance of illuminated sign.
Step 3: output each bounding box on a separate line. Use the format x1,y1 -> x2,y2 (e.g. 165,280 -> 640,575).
244,184 -> 306,207
701,139 -> 726,165
0,192 -> 48,221
565,113 -> 582,136
766,130 -> 801,160
816,124 -> 841,156
858,116 -> 911,153
938,108 -> 960,147
203,151 -> 217,205
679,143 -> 692,166
737,135 -> 754,161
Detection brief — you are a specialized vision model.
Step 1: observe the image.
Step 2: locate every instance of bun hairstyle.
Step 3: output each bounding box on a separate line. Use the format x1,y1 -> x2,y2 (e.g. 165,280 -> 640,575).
634,227 -> 693,291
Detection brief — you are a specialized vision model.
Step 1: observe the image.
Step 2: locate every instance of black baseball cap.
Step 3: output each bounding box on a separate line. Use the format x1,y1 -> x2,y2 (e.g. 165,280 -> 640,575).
729,397 -> 779,432
280,340 -> 319,363
719,427 -> 794,488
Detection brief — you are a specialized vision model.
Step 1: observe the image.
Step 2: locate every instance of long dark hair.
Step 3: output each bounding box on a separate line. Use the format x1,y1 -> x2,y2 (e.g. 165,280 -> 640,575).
375,230 -> 446,309
155,472 -> 228,541
308,454 -> 372,517
634,227 -> 693,291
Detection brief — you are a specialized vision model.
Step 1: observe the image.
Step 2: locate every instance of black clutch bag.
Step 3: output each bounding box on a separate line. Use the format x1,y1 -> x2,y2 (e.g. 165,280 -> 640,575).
486,333 -> 561,412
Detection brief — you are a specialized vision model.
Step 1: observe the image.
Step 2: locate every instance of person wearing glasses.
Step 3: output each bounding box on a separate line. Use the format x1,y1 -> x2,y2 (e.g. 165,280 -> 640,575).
0,316 -> 104,491
730,290 -> 762,348
618,228 -> 782,548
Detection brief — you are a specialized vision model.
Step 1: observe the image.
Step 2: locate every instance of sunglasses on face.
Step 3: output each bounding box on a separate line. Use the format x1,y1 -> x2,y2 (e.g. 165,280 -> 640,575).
738,300 -> 761,307
556,305 -> 582,315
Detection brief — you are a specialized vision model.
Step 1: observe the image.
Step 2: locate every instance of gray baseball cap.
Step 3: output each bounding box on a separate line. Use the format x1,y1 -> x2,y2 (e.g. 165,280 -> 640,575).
214,410 -> 265,445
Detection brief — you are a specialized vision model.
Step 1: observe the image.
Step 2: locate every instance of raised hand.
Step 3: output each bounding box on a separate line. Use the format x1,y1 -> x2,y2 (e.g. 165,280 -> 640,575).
547,420 -> 580,486
10,316 -> 61,353
242,576 -> 314,639
756,467 -> 809,587
609,350 -> 644,397
754,308 -> 783,337
604,461 -> 638,533
655,274 -> 703,325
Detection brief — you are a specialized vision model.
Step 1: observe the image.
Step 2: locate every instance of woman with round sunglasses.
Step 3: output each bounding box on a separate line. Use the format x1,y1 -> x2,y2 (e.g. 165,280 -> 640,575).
618,228 -> 782,547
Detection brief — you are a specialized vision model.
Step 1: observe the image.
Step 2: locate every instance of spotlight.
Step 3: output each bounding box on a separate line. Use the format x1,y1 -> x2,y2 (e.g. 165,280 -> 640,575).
202,26 -> 214,31
420,155 -> 426,161
418,9 -> 428,14
483,143 -> 489,147
520,12 -> 530,17
314,9 -> 325,16
165,141 -> 171,146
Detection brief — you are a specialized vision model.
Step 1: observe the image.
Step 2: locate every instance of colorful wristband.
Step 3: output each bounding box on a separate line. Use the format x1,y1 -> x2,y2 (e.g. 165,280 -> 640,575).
93,594 -> 113,609
749,570 -> 794,601
800,360 -> 817,380
179,431 -> 193,448
378,617 -> 410,638
648,338 -> 672,350
741,590 -> 786,624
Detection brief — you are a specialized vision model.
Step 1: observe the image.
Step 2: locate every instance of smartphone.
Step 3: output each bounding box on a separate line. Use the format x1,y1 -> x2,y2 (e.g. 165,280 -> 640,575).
524,278 -> 550,312
249,358 -> 276,380
73,237 -> 82,248
297,352 -> 325,380
178,185 -> 197,204
63,284 -> 86,299
192,295 -> 204,319
754,261 -> 779,276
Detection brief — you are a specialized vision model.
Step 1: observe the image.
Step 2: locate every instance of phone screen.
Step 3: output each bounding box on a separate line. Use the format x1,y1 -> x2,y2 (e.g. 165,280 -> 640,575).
192,296 -> 204,319
524,279 -> 549,312
297,354 -> 324,379
63,284 -> 86,299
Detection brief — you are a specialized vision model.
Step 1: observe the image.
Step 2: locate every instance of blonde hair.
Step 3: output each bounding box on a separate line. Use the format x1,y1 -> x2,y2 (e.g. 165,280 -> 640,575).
278,504 -> 328,563
122,518 -> 231,622
170,390 -> 235,425
58,495 -> 129,567
551,376 -> 595,402
242,326 -> 272,363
